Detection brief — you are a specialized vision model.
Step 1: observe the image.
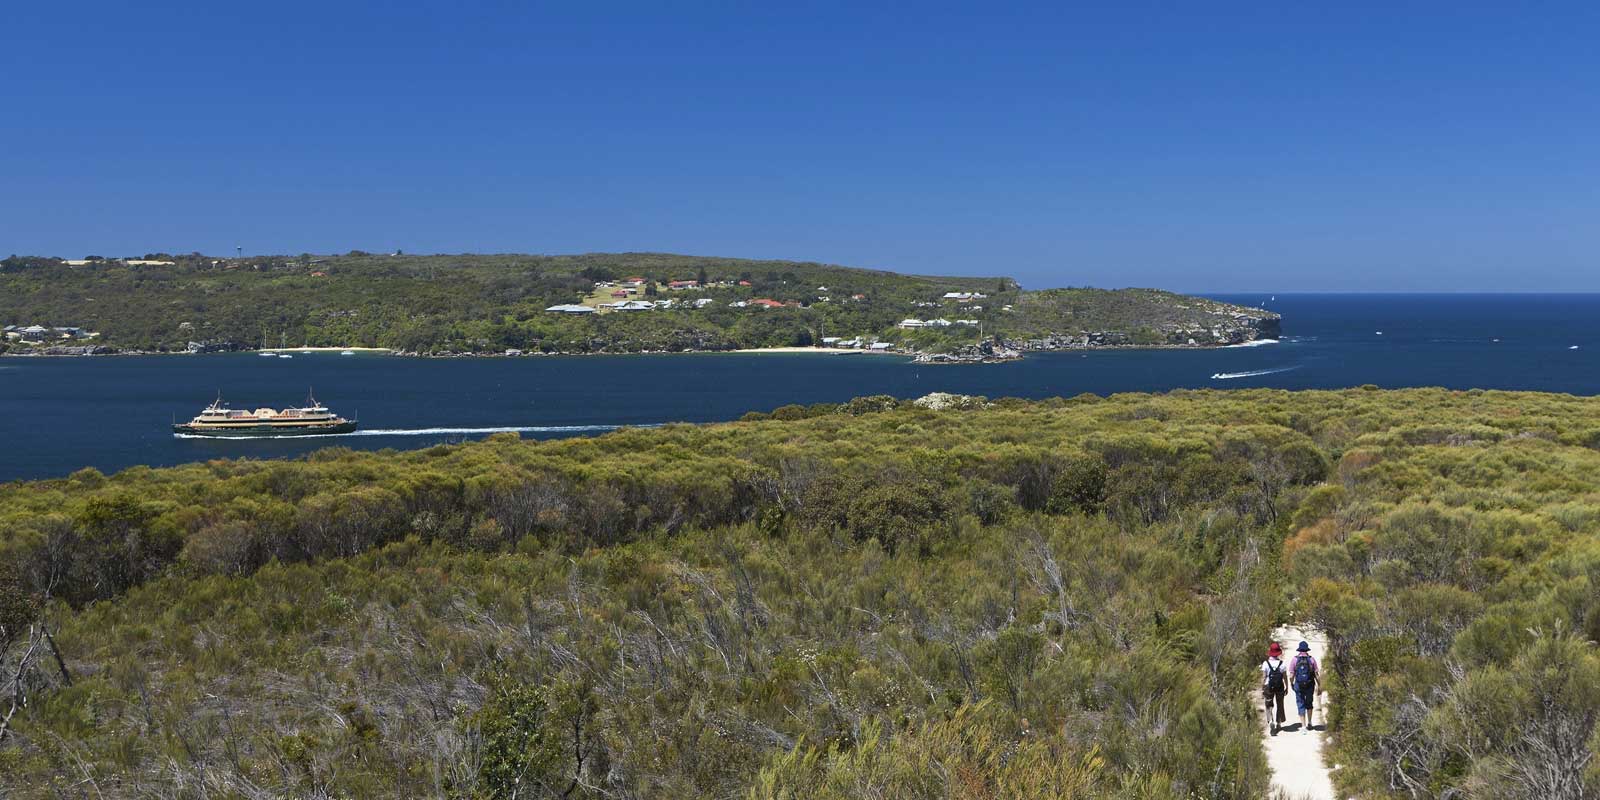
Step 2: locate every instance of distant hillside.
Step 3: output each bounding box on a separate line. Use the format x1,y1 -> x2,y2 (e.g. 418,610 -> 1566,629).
0,252 -> 1275,357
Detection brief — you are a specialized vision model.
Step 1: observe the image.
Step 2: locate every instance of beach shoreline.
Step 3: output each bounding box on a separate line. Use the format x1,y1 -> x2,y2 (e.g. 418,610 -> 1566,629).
258,346 -> 394,352
3,337 -> 1280,361
726,346 -> 894,354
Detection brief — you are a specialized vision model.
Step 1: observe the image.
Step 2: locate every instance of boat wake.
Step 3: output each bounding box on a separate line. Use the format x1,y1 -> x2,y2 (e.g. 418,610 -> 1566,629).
1224,338 -> 1280,348
175,424 -> 645,440
1210,365 -> 1302,380
350,425 -> 641,436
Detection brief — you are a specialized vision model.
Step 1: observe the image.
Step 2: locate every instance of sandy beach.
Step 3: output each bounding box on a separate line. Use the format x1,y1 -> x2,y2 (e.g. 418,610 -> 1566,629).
727,346 -> 895,355
258,346 -> 393,352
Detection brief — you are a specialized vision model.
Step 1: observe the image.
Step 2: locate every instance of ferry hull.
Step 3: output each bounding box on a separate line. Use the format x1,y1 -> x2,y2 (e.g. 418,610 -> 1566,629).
173,420 -> 359,437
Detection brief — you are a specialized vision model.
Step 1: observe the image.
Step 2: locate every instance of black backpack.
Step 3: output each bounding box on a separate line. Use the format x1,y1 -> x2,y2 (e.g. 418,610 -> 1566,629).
1265,659 -> 1286,692
1293,653 -> 1316,691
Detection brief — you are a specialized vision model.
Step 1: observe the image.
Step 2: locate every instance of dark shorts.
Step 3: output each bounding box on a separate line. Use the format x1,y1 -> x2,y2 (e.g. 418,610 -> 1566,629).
1263,686 -> 1287,722
1295,686 -> 1315,713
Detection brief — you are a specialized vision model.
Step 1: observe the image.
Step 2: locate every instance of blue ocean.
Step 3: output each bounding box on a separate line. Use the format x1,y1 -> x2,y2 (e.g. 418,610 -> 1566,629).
1,293 -> 1595,482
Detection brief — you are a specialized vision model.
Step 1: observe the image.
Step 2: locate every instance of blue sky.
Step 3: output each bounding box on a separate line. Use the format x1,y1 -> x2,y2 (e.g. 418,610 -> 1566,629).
5,2 -> 1600,291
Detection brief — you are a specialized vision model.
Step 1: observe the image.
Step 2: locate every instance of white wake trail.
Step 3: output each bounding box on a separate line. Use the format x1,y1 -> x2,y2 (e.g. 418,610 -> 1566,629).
349,424 -> 637,436
1210,365 -> 1302,381
175,423 -> 648,440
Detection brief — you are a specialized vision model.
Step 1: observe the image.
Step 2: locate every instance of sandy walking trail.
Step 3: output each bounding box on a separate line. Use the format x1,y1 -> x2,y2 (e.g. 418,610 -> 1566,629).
1263,625 -> 1338,799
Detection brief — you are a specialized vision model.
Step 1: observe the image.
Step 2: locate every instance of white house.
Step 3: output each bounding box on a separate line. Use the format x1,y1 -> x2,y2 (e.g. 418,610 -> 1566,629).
898,319 -> 927,329
545,304 -> 596,314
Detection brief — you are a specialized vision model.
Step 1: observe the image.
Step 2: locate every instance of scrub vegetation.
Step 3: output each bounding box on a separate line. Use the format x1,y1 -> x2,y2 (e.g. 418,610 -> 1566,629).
2,388 -> 1597,798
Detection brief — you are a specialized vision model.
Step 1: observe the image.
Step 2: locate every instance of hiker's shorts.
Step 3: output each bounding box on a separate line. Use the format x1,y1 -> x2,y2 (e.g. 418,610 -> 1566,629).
1263,686 -> 1286,721
1294,686 -> 1315,713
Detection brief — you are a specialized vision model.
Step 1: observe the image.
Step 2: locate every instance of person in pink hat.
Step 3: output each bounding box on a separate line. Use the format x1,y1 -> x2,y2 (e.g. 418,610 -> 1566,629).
1260,641 -> 1288,734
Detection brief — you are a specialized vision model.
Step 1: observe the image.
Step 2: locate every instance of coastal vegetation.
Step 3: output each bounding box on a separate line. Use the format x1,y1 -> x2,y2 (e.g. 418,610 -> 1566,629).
0,252 -> 1274,357
2,388 -> 1596,797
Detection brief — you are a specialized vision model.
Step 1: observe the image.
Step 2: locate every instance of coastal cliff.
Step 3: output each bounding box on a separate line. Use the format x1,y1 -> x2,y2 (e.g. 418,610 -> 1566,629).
913,296 -> 1279,363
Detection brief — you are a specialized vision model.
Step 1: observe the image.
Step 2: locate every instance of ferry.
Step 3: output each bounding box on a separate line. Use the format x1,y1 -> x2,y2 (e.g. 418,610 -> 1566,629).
173,392 -> 358,437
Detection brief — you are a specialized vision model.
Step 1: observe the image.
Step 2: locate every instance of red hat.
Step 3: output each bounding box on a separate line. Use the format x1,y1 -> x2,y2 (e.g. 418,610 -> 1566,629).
1268,642 -> 1283,656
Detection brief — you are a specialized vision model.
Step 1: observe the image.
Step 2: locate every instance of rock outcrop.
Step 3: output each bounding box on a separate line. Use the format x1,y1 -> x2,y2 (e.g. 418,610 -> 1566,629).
911,338 -> 1022,364
911,392 -> 989,410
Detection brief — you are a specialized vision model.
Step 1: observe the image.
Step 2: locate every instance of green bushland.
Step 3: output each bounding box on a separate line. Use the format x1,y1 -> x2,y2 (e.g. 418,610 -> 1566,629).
0,252 -> 1268,355
1,388 -> 1597,797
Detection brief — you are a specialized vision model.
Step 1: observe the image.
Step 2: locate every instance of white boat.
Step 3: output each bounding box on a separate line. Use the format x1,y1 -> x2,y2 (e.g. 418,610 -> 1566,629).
174,391 -> 357,436
1570,345 -> 1581,350
258,352 -> 277,357
340,350 -> 355,356
278,354 -> 293,359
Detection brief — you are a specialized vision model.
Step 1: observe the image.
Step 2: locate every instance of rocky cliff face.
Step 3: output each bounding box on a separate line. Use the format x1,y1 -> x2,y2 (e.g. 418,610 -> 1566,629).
1003,309 -> 1279,352
912,339 -> 1022,364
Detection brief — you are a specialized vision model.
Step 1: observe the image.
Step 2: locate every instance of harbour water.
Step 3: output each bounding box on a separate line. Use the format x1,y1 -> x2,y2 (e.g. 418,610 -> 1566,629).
1,293 -> 1596,481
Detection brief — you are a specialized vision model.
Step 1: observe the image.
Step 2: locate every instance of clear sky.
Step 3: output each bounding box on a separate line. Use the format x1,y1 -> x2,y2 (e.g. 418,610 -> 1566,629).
6,2 -> 1600,291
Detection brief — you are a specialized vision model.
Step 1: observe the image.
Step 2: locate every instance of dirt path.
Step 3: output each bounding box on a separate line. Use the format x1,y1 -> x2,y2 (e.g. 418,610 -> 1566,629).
1262,626 -> 1337,799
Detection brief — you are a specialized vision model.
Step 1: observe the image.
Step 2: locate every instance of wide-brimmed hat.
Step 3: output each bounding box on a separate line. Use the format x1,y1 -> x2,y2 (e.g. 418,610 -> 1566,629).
1297,641 -> 1311,652
1268,642 -> 1283,656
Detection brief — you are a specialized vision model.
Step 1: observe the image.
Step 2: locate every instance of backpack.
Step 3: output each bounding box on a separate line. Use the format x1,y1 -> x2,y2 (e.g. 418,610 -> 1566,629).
1293,653 -> 1316,692
1265,659 -> 1286,693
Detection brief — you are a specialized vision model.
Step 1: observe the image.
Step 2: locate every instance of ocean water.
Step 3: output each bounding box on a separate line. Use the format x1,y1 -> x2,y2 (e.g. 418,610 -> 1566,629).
1,293 -> 1596,482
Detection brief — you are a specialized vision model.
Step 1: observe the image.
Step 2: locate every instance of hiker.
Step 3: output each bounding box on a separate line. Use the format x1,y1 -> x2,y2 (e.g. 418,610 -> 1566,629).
1260,641 -> 1288,734
1291,640 -> 1320,733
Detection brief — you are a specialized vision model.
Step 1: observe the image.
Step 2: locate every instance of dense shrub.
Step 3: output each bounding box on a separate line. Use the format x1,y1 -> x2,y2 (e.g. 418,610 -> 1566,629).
2,388 -> 1599,797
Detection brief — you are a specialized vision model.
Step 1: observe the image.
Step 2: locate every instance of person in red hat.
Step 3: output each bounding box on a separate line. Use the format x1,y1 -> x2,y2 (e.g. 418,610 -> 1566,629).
1260,641 -> 1288,734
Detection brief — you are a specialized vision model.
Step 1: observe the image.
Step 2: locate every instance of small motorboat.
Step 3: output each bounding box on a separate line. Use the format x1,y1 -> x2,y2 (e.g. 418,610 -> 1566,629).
340,350 -> 355,356
259,351 -> 278,357
278,354 -> 293,359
